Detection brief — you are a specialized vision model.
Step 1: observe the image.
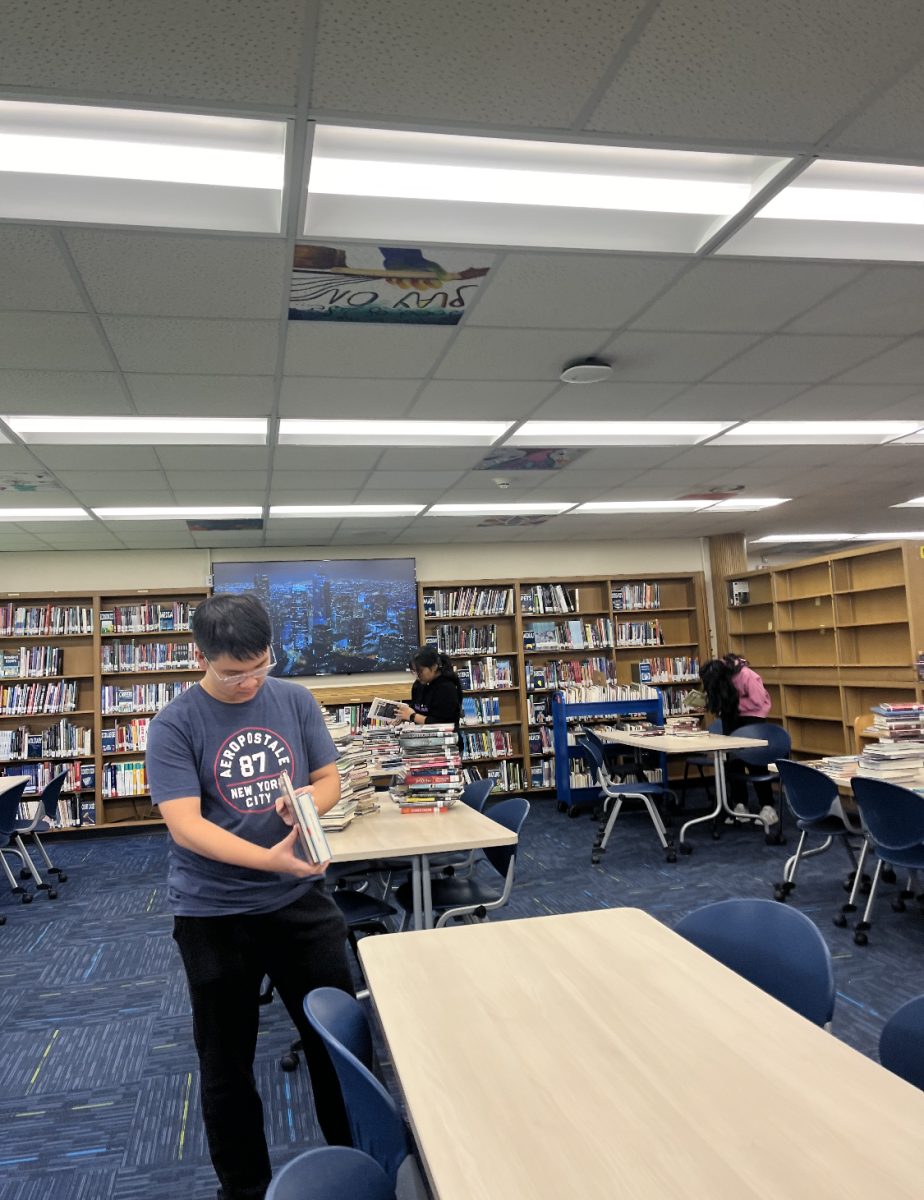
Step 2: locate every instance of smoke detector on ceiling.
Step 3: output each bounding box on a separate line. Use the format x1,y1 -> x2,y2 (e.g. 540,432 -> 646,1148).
559,357 -> 614,385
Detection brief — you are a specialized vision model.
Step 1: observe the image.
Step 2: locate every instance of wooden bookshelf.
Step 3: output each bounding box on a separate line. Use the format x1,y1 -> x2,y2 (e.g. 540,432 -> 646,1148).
726,542 -> 924,757
419,573 -> 709,795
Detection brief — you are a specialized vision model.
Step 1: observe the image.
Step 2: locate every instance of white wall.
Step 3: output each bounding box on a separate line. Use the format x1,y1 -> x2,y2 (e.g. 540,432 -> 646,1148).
3,537 -> 708,592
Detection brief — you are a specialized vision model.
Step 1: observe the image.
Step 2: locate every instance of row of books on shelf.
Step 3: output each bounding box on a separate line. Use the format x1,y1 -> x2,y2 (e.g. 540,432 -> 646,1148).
612,583 -> 661,611
99,602 -> 197,634
2,645 -> 64,678
17,793 -> 91,827
525,657 -> 613,690
634,656 -> 699,684
460,729 -> 516,760
1,680 -> 79,716
519,583 -> 576,615
101,718 -> 150,753
456,658 -> 514,690
423,588 -> 513,617
102,759 -> 148,797
428,625 -> 499,656
523,619 -> 614,651
460,694 -> 504,725
0,720 -> 92,760
0,604 -> 94,637
614,621 -> 666,647
462,760 -> 525,793
101,680 -> 196,714
3,759 -> 93,794
100,641 -> 199,673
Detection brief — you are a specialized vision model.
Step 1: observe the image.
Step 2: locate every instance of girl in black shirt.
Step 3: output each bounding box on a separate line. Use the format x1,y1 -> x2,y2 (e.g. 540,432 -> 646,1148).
395,646 -> 464,729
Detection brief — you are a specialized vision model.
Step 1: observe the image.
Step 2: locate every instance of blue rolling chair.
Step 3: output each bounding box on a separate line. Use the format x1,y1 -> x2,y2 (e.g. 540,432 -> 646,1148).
426,777 -> 496,878
774,760 -> 868,914
848,776 -> 924,946
266,1146 -> 395,1200
879,995 -> 924,1092
678,718 -> 722,807
0,780 -> 44,904
578,731 -> 678,864
10,771 -> 69,892
675,897 -> 835,1027
303,988 -> 426,1199
393,796 -> 529,929
726,721 -> 792,844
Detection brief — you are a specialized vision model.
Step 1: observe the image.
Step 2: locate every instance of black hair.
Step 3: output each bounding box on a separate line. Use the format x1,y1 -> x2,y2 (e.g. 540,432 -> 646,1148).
191,593 -> 272,661
722,652 -> 745,675
411,645 -> 464,705
699,658 -> 740,722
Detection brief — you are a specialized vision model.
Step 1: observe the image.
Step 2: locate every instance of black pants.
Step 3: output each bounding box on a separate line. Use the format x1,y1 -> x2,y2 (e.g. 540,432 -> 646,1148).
172,886 -> 354,1200
722,715 -> 775,809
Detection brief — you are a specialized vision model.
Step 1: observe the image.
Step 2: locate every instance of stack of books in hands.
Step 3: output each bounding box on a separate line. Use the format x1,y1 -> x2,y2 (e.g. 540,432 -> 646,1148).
279,770 -> 331,863
393,723 -> 463,813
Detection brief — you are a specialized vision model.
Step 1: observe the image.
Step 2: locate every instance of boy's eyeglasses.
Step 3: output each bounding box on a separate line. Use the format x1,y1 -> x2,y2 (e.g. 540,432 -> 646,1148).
205,649 -> 277,684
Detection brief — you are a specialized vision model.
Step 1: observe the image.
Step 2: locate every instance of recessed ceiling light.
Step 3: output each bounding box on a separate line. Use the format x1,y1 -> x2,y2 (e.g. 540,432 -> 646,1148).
508,421 -> 731,447
5,416 -> 267,445
712,421 -> 921,445
278,420 -> 511,446
893,496 -> 924,507
93,507 -> 263,520
706,497 -> 790,511
851,532 -> 924,540
426,502 -> 576,515
270,505 -> 424,518
574,500 -> 711,513
0,507 -> 91,521
750,534 -> 857,543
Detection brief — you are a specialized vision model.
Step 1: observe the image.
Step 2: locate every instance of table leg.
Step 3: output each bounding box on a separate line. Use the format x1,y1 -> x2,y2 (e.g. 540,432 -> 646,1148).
421,853 -> 434,929
679,751 -> 728,849
411,857 -> 423,931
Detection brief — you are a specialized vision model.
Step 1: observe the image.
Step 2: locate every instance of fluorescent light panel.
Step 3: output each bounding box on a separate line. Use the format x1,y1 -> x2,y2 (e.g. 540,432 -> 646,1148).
575,500 -> 710,513
427,503 -> 575,515
713,421 -> 922,445
270,505 -> 423,518
93,507 -> 262,520
0,100 -> 286,233
754,532 -> 924,543
0,508 -> 90,521
6,416 -> 267,445
508,421 -> 732,446
706,497 -> 789,510
306,126 -> 789,253
278,420 -> 511,446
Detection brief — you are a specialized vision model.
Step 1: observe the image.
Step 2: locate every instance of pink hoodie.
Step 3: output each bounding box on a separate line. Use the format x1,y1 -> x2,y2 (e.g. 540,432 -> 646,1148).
732,665 -> 772,719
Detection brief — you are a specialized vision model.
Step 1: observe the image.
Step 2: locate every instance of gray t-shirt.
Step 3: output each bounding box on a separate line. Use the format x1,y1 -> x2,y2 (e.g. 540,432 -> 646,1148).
146,678 -> 338,916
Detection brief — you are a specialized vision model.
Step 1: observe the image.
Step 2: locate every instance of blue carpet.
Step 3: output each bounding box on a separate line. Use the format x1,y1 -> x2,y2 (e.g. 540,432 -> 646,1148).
1,795 -> 923,1198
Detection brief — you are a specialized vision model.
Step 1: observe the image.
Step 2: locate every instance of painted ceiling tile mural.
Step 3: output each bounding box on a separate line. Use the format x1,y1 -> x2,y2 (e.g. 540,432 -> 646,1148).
290,243 -> 492,324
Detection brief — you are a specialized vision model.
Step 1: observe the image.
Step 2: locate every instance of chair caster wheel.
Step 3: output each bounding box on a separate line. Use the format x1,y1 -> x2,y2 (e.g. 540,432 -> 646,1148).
773,885 -> 789,902
680,843 -> 693,856
591,853 -> 601,865
557,802 -> 568,814
881,867 -> 897,885
47,889 -> 58,900
666,851 -> 677,863
853,931 -> 868,946
765,833 -> 786,846
0,914 -> 5,925
19,868 -> 32,880
567,808 -> 581,819
280,1053 -> 299,1072
892,900 -> 906,913
21,892 -> 33,904
833,913 -> 847,928
56,873 -> 67,883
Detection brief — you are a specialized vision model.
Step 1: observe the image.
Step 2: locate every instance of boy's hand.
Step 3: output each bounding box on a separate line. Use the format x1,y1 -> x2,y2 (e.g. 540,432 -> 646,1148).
265,827 -> 329,877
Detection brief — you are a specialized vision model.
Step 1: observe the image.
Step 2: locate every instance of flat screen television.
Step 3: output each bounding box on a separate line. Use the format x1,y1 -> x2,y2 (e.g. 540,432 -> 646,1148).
211,558 -> 419,677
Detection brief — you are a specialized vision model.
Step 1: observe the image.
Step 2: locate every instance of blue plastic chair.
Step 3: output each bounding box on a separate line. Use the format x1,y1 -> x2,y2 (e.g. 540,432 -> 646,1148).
0,780 -> 42,904
266,1145 -> 395,1200
675,897 -> 835,1027
849,776 -> 924,946
393,796 -> 530,929
774,759 -> 867,910
303,988 -> 424,1197
578,732 -> 677,864
11,770 -> 69,893
727,721 -> 792,842
879,994 -> 924,1092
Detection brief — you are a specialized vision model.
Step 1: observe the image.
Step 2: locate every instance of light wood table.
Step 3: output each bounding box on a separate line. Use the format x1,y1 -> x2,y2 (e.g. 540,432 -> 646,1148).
360,907 -> 924,1200
0,774 -> 30,797
327,800 -> 516,930
595,727 -> 769,851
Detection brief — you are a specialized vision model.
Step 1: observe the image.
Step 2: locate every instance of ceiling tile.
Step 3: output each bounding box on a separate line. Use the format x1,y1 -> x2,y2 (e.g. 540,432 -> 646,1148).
0,0 -> 308,106
569,447 -> 684,470
102,317 -> 279,374
631,261 -> 861,333
833,338 -> 924,385
66,231 -> 288,318
153,446 -> 270,471
56,470 -> 170,491
0,313 -> 111,370
529,382 -> 685,419
374,448 -> 487,470
33,446 -> 162,470
655,383 -> 804,418
586,0 -> 923,144
0,226 -> 86,312
785,267 -> 924,336
165,471 -> 268,493
280,377 -> 420,417
601,331 -> 761,381
0,370 -> 130,414
270,470 -> 371,492
707,335 -> 898,384
270,491 -> 360,506
312,0 -> 644,126
272,447 -> 382,471
408,380 -> 557,419
0,445 -> 52,469
67,490 -> 185,507
758,383 -> 924,418
284,325 -> 453,377
435,329 -> 610,381
126,374 -> 276,416
468,252 -> 683,330
830,58 -> 924,158
364,470 -> 466,489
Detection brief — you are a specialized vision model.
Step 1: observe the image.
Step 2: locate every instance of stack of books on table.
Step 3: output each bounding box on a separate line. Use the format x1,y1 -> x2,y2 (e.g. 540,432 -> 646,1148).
870,703 -> 924,741
362,726 -> 403,775
394,723 -> 463,813
814,755 -> 860,784
322,712 -> 378,818
856,742 -> 924,785
665,715 -> 701,735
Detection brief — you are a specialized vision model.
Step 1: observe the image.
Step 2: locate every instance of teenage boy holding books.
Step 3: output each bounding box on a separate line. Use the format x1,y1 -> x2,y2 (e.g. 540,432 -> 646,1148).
147,593 -> 352,1200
